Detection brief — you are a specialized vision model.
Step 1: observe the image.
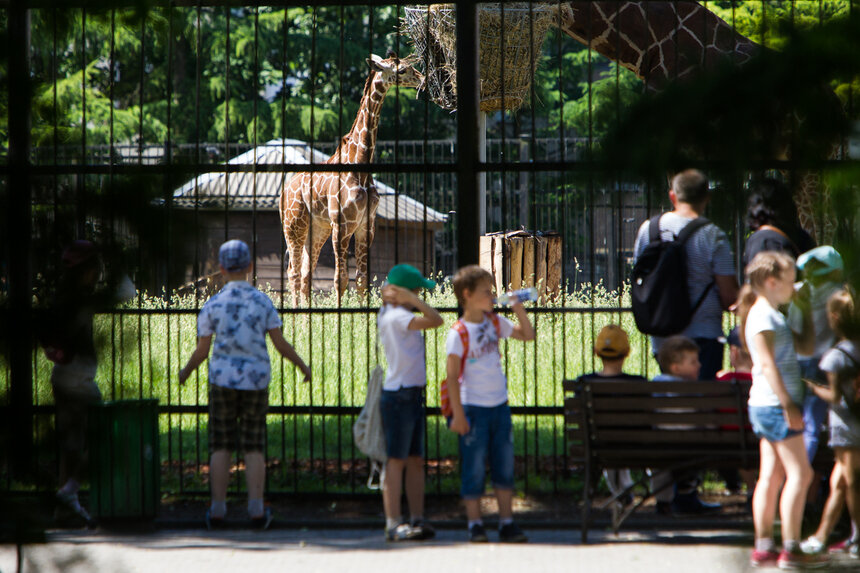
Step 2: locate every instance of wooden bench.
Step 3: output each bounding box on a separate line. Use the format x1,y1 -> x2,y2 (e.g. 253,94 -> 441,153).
563,377 -> 832,542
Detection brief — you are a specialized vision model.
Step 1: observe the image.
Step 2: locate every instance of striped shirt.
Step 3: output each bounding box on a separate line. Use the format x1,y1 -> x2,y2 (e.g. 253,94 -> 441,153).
634,212 -> 736,349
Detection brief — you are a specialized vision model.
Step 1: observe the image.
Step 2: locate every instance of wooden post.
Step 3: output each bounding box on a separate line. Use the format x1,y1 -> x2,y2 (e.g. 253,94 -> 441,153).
536,235 -> 548,298
509,236 -> 523,291
479,234 -> 494,274
522,236 -> 535,288
493,235 -> 506,295
546,235 -> 563,299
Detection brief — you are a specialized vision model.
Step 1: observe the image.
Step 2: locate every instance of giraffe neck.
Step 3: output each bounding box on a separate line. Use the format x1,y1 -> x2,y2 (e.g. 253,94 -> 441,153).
336,73 -> 389,164
562,1 -> 758,89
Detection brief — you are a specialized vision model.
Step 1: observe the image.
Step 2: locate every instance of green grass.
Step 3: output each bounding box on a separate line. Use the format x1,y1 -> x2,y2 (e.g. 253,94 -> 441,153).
2,276 -> 735,495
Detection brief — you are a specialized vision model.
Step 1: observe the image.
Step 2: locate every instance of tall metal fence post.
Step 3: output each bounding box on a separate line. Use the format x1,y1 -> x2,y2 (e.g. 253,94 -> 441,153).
456,0 -> 480,265
7,3 -> 33,475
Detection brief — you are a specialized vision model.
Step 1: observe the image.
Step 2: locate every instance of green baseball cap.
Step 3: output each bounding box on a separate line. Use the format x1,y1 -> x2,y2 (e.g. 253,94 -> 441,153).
386,264 -> 436,290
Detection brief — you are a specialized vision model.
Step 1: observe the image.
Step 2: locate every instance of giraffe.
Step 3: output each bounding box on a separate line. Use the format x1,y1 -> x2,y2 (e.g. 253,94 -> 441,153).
279,53 -> 424,306
558,1 -> 839,242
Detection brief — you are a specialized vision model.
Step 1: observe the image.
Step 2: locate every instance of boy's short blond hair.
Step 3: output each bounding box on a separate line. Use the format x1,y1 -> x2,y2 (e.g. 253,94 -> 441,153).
452,265 -> 493,307
657,335 -> 700,373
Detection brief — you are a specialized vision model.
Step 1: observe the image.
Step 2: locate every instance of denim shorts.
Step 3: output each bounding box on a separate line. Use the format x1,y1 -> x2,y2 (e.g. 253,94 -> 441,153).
459,402 -> 515,499
380,387 -> 425,459
748,405 -> 804,443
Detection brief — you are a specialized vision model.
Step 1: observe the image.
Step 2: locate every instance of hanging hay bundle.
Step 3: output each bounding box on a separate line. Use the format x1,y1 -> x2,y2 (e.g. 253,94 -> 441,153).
403,3 -> 558,113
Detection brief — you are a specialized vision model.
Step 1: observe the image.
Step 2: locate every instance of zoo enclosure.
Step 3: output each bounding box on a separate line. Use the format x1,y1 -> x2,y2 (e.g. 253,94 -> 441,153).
2,1 -> 858,500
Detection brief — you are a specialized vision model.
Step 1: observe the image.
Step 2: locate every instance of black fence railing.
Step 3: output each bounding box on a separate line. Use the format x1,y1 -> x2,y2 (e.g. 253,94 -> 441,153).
2,1 -> 858,503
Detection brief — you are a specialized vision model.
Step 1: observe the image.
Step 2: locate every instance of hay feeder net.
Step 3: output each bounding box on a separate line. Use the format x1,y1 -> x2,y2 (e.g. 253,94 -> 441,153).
403,3 -> 558,113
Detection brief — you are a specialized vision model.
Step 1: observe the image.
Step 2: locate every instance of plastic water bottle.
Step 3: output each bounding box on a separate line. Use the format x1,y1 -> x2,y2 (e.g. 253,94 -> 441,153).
496,287 -> 538,306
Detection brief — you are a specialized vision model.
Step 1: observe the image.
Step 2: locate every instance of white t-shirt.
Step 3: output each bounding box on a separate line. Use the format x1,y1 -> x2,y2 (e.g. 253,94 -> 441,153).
746,297 -> 804,407
377,304 -> 426,391
787,281 -> 841,359
445,314 -> 515,408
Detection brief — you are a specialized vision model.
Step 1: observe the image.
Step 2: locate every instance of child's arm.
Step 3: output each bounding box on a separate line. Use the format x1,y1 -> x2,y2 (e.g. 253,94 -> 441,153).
268,328 -> 312,383
446,354 -> 470,435
381,285 -> 444,330
508,299 -> 536,341
178,335 -> 212,385
803,378 -> 839,404
751,330 -> 803,429
790,287 -> 815,355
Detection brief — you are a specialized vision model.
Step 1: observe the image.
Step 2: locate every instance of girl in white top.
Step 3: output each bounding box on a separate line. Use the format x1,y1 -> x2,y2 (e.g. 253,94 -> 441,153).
738,251 -> 823,569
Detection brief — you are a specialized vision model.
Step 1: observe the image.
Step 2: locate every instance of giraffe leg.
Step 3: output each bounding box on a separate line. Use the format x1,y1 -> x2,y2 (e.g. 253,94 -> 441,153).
301,220 -> 331,304
284,223 -> 308,308
353,213 -> 377,295
331,217 -> 352,303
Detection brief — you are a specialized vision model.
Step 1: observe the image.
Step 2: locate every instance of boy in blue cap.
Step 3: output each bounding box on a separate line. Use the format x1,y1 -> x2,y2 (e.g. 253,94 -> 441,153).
789,246 -> 844,465
179,239 -> 311,529
378,264 -> 443,541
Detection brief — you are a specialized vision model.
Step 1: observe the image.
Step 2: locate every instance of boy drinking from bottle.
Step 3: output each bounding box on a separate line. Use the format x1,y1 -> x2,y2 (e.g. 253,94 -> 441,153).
446,265 -> 535,543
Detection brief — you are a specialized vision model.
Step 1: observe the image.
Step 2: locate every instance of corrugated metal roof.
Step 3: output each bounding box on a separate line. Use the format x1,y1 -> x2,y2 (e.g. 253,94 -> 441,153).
172,139 -> 446,226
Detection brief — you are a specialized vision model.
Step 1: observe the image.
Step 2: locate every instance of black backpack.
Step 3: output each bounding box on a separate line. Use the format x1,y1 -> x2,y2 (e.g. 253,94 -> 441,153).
631,214 -> 714,336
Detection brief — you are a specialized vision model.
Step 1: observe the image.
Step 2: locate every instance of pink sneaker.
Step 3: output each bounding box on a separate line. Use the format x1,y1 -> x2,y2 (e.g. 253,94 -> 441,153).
750,549 -> 779,568
828,538 -> 853,553
777,549 -> 828,570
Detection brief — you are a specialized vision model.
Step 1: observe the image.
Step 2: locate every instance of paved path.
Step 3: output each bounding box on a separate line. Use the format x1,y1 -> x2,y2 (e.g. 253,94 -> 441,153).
2,527 -> 858,573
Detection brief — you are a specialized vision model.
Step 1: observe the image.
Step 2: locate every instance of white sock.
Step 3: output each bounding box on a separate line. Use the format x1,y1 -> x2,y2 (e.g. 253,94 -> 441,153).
248,498 -> 264,518
386,518 -> 401,530
499,517 -> 514,527
467,519 -> 483,529
851,522 -> 859,543
210,500 -> 227,519
784,539 -> 800,553
755,538 -> 775,552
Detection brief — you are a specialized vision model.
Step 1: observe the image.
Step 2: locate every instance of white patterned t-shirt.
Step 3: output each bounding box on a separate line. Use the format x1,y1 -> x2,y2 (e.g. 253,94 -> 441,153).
197,280 -> 282,390
445,314 -> 515,407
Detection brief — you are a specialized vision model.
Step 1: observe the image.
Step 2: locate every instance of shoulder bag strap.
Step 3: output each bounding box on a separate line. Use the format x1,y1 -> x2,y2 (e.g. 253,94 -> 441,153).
648,214 -> 663,244
454,320 -> 470,382
677,217 -> 715,313
836,342 -> 860,368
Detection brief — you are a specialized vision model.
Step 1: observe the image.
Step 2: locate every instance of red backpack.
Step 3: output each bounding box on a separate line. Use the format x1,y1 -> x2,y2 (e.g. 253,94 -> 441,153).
439,313 -> 502,418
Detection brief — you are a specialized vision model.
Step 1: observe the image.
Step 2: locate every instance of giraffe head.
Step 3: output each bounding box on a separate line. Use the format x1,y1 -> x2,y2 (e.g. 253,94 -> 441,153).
366,52 -> 425,92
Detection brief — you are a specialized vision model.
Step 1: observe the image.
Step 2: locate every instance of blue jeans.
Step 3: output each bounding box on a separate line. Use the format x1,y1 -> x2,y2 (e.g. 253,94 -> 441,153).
799,357 -> 828,463
458,403 -> 515,499
380,387 -> 425,459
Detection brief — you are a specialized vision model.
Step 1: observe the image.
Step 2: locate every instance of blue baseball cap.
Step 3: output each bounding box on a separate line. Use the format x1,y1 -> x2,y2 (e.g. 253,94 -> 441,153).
219,240 -> 251,272
797,246 -> 843,277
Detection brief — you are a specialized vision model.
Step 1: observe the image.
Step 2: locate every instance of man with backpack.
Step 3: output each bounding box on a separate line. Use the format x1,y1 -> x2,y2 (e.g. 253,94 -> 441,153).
633,169 -> 739,380
632,169 -> 740,515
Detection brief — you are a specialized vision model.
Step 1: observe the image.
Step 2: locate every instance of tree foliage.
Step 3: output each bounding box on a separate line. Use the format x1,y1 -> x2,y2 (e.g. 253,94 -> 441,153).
8,1 -> 859,153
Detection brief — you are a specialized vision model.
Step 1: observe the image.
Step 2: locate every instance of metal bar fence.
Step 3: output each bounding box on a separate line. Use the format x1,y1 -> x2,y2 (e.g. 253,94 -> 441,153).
2,1 -> 858,504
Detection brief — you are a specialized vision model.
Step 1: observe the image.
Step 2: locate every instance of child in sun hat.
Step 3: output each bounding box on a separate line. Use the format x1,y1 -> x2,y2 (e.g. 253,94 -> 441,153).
578,325 -> 645,504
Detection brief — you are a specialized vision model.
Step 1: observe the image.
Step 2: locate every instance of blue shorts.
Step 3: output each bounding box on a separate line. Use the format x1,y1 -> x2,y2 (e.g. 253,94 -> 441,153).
749,405 -> 804,443
380,387 -> 425,459
458,403 -> 515,499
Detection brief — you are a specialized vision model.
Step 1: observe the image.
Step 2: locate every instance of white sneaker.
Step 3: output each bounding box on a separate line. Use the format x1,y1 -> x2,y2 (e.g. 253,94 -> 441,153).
801,536 -> 825,555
